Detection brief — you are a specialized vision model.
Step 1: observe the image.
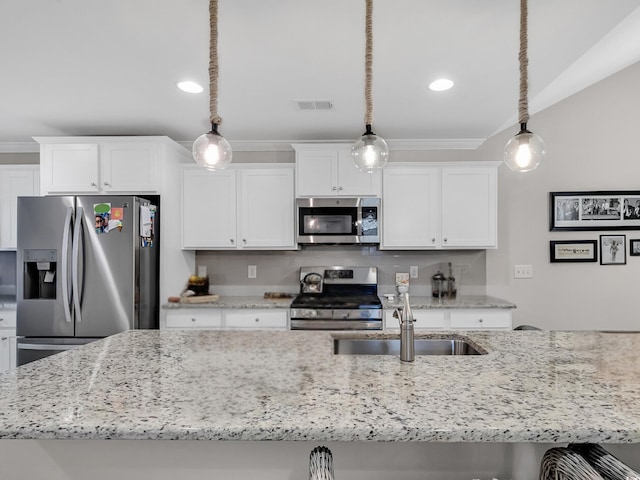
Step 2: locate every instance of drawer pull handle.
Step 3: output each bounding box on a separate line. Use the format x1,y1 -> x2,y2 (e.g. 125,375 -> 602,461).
191,318 -> 196,322
103,181 -> 110,186
478,318 -> 483,323
255,318 -> 259,323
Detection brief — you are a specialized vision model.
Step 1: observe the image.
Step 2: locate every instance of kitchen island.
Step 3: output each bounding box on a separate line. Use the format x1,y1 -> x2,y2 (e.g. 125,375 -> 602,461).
1,329 -> 639,477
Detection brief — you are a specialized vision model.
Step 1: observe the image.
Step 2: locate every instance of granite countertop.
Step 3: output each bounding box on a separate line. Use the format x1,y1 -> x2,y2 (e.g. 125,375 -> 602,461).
163,294 -> 515,310
1,329 -> 639,443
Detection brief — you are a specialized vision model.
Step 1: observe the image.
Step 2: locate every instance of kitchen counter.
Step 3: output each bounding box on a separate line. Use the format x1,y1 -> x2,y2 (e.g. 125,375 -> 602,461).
1,329 -> 639,443
162,294 -> 515,310
382,294 -> 515,309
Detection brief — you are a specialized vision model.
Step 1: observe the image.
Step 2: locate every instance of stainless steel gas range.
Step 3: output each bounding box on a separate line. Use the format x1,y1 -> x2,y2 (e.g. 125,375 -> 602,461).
290,266 -> 383,330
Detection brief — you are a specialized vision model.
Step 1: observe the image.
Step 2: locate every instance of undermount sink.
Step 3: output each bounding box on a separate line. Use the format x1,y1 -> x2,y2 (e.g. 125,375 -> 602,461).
333,337 -> 485,356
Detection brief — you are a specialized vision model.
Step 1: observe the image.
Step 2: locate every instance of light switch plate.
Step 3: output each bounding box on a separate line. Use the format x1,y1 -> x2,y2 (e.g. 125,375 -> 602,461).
248,265 -> 257,278
514,264 -> 533,279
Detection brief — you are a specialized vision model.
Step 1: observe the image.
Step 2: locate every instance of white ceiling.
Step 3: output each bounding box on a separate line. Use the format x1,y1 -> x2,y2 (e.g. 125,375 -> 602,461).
1,0 -> 640,153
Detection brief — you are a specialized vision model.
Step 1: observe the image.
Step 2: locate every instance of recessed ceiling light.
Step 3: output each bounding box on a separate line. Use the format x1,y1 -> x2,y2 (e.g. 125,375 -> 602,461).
177,81 -> 204,94
428,78 -> 454,92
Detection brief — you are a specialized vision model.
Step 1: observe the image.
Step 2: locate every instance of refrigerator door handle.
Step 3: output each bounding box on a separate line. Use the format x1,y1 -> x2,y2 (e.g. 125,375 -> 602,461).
72,206 -> 84,324
61,206 -> 73,323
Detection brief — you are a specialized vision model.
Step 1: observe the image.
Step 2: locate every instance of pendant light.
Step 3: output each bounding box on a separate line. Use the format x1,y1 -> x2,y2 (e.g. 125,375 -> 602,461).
504,0 -> 546,172
351,0 -> 388,173
192,0 -> 232,170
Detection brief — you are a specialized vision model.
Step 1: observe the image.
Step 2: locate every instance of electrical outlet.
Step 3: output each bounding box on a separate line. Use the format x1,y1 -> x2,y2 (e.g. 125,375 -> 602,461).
410,266 -> 418,278
248,265 -> 257,279
514,264 -> 533,279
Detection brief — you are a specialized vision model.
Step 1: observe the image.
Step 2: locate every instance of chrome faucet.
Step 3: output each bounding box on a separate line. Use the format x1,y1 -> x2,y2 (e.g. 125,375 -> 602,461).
394,292 -> 415,362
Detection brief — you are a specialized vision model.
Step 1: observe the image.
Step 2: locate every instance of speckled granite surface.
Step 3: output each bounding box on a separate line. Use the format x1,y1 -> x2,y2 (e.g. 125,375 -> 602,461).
382,295 -> 516,310
1,329 -> 639,442
162,295 -> 515,310
0,295 -> 16,308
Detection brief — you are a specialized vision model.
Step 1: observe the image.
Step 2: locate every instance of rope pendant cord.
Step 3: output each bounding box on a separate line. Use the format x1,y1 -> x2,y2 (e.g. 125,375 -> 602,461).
518,0 -> 529,125
209,0 -> 222,126
364,0 -> 374,126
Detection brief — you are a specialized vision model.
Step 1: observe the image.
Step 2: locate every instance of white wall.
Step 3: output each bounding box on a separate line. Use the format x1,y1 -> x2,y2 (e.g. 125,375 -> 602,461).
481,62 -> 640,330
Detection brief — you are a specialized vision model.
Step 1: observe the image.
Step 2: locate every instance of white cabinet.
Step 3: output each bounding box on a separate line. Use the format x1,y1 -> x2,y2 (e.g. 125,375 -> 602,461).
381,162 -> 498,249
293,144 -> 381,197
449,310 -> 512,329
182,164 -> 296,250
383,308 -> 512,330
165,309 -> 288,330
165,311 -> 223,329
224,310 -> 288,330
0,309 -> 17,373
0,165 -> 40,250
36,138 -> 159,194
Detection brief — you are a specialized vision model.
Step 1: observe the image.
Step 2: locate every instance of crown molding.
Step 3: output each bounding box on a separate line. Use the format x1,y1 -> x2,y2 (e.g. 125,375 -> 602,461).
1,138 -> 485,155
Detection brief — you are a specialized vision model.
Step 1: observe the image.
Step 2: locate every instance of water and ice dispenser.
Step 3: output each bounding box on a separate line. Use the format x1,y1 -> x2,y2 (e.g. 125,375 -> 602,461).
22,249 -> 57,299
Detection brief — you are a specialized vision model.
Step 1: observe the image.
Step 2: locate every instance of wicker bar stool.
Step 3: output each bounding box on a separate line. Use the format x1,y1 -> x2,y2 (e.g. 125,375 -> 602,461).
568,444 -> 640,480
309,446 -> 335,480
540,447 -> 604,479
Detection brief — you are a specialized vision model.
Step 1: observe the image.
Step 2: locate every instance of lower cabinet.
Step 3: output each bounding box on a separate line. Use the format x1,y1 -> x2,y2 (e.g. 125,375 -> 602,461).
0,309 -> 17,373
165,309 -> 288,330
384,308 -> 512,330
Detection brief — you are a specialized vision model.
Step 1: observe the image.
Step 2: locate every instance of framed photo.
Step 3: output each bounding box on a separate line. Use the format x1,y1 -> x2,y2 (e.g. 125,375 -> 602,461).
630,239 -> 640,257
600,234 -> 626,265
549,240 -> 597,263
550,191 -> 640,231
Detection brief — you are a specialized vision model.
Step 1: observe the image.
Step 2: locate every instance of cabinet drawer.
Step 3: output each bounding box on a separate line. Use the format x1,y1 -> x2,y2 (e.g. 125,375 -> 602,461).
0,310 -> 16,328
166,311 -> 223,329
224,310 -> 288,329
384,309 -> 446,329
450,310 -> 512,329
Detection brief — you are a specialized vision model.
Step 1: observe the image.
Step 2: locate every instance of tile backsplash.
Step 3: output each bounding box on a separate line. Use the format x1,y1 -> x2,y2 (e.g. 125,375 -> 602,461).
195,247 -> 486,296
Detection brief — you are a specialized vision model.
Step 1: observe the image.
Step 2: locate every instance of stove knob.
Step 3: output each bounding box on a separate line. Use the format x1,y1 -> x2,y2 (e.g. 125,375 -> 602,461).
305,310 -> 318,318
361,311 -> 371,318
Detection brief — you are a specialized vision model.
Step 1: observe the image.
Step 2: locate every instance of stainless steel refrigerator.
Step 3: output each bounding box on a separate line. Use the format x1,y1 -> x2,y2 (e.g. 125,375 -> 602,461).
16,195 -> 159,366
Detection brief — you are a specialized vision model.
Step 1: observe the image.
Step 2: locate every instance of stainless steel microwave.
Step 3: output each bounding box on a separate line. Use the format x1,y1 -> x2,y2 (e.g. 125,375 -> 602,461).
296,197 -> 380,244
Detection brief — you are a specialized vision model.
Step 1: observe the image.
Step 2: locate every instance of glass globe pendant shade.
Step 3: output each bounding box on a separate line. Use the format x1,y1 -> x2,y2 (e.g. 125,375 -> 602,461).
192,124 -> 232,171
352,125 -> 389,172
504,124 -> 546,172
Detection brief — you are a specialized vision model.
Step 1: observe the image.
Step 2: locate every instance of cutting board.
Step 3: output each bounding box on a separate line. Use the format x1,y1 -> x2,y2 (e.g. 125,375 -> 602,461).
179,294 -> 220,304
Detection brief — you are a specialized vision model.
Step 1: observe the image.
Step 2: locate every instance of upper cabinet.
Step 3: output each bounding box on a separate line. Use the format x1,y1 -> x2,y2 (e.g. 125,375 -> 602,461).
35,137 -> 159,194
293,144 -> 381,197
182,164 -> 296,250
0,165 -> 40,250
381,162 -> 498,250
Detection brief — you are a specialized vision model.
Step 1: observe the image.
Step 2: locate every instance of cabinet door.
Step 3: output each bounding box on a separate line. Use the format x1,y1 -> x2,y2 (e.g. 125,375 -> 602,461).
100,143 -> 158,192
182,168 -> 237,248
224,310 -> 288,329
239,168 -> 295,248
0,167 -> 40,249
40,143 -> 100,193
441,166 -> 497,248
295,150 -> 338,196
337,149 -> 381,196
381,165 -> 440,249
0,329 -> 16,373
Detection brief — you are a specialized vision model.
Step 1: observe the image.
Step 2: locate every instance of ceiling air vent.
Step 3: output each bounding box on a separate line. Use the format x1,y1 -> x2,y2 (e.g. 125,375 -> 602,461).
295,100 -> 333,110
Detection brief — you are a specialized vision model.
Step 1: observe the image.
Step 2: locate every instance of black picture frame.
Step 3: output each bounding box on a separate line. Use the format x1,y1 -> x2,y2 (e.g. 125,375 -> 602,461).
549,191 -> 640,231
600,234 -> 626,265
549,240 -> 597,263
630,239 -> 640,257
